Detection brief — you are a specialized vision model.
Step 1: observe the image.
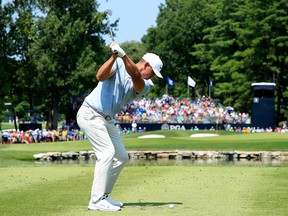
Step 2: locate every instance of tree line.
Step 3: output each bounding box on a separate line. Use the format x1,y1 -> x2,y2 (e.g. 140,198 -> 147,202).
1,0 -> 287,129
144,0 -> 288,125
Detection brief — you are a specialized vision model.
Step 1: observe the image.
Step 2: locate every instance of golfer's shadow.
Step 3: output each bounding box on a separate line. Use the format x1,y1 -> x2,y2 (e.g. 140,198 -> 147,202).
124,202 -> 183,207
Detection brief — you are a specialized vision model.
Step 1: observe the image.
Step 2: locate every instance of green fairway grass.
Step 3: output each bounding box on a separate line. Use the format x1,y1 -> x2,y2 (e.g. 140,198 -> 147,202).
0,164 -> 287,216
1,130 -> 288,215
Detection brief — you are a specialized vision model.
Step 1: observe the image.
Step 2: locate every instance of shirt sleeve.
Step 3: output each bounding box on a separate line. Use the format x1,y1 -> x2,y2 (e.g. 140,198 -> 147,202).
132,79 -> 150,100
112,58 -> 124,72
123,77 -> 151,104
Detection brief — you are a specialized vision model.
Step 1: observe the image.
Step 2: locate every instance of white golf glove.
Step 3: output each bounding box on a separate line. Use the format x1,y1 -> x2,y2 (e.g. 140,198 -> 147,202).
110,42 -> 126,57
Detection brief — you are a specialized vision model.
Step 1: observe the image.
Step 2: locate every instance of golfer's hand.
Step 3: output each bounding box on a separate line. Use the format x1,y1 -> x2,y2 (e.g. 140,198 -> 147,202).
110,42 -> 126,57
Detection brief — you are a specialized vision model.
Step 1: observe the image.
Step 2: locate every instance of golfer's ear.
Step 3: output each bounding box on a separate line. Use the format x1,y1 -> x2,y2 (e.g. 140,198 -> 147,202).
144,62 -> 150,69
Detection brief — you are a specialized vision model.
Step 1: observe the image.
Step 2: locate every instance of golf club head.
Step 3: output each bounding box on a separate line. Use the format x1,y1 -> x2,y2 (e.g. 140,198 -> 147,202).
105,9 -> 113,16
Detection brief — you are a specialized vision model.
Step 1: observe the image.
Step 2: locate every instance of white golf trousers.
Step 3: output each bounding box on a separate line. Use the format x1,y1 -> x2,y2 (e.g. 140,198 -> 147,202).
76,103 -> 129,203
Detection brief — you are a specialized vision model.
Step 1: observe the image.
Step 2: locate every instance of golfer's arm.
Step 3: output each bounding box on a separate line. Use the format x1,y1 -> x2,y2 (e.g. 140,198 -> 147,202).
122,55 -> 144,93
96,55 -> 117,81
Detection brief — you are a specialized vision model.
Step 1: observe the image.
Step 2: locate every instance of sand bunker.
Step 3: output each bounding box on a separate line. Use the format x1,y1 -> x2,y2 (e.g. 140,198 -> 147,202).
138,134 -> 166,139
190,133 -> 219,138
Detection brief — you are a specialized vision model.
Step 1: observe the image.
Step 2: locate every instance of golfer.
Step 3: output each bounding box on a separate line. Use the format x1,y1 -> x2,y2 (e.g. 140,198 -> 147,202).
76,41 -> 163,211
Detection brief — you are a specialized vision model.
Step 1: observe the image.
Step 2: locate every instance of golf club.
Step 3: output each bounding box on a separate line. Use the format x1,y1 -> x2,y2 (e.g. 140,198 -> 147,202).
105,9 -> 118,54
105,9 -> 114,40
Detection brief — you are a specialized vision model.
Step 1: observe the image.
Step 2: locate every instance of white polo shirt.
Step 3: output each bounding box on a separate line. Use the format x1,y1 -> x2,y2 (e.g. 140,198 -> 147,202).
85,58 -> 150,116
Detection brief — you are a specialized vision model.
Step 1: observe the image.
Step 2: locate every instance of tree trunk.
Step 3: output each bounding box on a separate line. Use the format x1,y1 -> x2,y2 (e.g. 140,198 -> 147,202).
52,92 -> 58,130
46,109 -> 51,130
46,89 -> 59,130
51,88 -> 59,130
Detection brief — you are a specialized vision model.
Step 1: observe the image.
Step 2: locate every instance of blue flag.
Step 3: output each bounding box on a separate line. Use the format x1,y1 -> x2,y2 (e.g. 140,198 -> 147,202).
166,77 -> 175,86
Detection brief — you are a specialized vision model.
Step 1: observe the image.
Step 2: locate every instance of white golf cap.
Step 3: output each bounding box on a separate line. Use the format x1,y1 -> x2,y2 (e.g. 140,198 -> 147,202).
142,53 -> 163,78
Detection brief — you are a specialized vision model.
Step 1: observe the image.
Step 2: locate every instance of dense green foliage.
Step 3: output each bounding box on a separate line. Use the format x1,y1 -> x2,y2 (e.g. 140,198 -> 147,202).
0,0 -> 113,129
144,0 -> 288,122
1,0 -> 288,128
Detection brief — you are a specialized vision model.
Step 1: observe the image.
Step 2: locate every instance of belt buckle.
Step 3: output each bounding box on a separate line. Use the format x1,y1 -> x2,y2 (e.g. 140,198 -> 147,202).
105,116 -> 112,121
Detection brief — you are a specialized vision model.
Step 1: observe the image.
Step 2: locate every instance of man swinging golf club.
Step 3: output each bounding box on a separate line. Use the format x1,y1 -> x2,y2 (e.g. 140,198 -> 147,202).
76,41 -> 163,211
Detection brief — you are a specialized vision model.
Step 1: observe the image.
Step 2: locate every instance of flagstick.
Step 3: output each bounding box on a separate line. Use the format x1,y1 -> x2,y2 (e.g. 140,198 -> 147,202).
187,84 -> 189,98
166,84 -> 168,95
209,85 -> 211,98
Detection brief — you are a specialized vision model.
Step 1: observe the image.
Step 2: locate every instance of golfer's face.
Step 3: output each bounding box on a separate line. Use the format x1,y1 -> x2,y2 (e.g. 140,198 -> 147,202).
147,64 -> 156,79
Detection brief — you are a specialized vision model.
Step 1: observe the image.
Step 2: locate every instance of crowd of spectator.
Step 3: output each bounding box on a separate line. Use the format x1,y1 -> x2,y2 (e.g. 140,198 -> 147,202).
115,94 -> 251,124
2,94 -> 288,144
0,128 -> 85,144
227,125 -> 288,133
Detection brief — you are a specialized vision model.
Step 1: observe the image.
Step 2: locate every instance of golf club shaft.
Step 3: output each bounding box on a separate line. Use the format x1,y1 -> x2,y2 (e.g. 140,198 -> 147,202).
105,9 -> 118,54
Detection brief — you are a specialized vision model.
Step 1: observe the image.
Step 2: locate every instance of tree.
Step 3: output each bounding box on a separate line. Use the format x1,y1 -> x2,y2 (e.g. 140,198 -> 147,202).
0,0 -> 35,129
0,2 -> 14,123
121,40 -> 147,63
193,0 -> 288,123
28,0 -> 113,129
193,0 -> 252,111
242,0 -> 288,123
143,0 -> 218,98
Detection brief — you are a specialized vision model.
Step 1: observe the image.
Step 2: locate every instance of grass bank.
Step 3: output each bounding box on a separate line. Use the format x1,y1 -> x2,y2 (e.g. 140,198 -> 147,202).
0,131 -> 287,161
